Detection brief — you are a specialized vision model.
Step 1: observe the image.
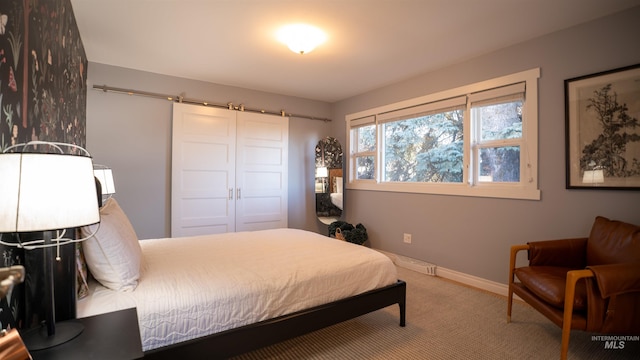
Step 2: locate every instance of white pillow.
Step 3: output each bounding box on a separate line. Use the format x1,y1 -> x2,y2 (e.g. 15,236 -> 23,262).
81,198 -> 142,291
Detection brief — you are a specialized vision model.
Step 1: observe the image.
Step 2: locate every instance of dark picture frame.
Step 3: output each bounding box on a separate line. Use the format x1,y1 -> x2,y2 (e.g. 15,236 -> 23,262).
565,63 -> 640,190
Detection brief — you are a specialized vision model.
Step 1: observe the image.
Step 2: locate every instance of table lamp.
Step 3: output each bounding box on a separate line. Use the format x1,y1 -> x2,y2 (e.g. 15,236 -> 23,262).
93,164 -> 116,206
0,141 -> 100,350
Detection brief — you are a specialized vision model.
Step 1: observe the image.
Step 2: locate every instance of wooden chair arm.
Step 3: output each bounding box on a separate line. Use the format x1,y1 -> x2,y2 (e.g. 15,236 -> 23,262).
509,244 -> 530,282
564,269 -> 595,305
507,244 -> 530,324
560,269 -> 595,360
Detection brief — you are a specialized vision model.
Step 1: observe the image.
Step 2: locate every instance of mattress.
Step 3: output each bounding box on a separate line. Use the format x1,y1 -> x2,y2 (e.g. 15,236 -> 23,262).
77,228 -> 397,351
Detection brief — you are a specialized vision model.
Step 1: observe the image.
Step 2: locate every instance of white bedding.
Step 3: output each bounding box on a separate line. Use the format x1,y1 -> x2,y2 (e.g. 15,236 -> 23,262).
330,192 -> 343,210
77,228 -> 396,351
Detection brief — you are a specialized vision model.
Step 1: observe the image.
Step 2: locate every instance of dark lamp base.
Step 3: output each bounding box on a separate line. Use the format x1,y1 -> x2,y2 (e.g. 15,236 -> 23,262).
22,321 -> 84,351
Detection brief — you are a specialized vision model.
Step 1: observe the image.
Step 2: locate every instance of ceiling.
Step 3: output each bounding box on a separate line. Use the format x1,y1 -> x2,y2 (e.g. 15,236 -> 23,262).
70,0 -> 640,103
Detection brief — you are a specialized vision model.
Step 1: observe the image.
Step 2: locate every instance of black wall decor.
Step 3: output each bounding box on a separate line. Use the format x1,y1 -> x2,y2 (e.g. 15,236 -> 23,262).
0,0 -> 87,330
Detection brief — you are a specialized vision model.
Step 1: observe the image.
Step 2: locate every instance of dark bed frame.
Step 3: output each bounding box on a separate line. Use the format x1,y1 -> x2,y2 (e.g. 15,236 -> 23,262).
144,279 -> 406,359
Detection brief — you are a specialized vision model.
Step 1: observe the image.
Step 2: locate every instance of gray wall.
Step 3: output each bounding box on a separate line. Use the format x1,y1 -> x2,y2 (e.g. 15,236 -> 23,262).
86,63 -> 332,239
331,7 -> 640,283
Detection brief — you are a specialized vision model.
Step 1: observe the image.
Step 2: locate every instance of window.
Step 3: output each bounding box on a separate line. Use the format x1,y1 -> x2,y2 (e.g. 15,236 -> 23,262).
379,96 -> 466,184
346,69 -> 540,200
351,116 -> 376,180
470,83 -> 525,185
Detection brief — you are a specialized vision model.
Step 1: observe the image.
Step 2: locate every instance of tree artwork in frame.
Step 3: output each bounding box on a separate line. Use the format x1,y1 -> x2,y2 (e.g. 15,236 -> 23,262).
565,63 -> 640,190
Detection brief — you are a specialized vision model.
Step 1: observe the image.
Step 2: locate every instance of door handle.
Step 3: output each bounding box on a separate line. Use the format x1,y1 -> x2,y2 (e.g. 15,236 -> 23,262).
237,188 -> 242,200
229,188 -> 233,200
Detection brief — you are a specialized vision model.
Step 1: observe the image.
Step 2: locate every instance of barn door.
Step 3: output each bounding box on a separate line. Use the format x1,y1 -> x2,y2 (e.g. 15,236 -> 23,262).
235,111 -> 288,231
171,103 -> 236,237
172,103 -> 288,237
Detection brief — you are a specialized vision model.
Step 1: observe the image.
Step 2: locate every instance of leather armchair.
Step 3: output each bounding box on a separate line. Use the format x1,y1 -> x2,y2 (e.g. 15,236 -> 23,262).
507,216 -> 640,360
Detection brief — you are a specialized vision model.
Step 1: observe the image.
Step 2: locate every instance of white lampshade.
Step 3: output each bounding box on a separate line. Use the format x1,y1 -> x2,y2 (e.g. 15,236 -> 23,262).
582,169 -> 604,184
0,152 -> 100,233
277,24 -> 327,55
316,166 -> 328,178
94,167 -> 116,195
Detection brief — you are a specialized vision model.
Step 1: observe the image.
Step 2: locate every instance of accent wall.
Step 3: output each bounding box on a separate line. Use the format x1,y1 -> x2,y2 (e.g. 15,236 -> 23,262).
0,0 -> 87,329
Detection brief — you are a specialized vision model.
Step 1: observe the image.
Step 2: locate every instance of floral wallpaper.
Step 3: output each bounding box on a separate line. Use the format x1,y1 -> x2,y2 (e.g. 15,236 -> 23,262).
0,0 -> 25,150
0,0 -> 87,329
0,0 -> 87,152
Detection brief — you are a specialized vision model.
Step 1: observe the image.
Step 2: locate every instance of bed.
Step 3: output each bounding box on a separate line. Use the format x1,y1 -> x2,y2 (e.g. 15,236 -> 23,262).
77,198 -> 406,359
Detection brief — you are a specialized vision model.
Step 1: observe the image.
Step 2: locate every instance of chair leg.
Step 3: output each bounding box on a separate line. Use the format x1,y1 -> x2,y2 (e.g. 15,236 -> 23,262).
507,284 -> 513,323
560,325 -> 570,360
561,269 -> 593,360
561,276 -> 578,360
507,245 -> 527,323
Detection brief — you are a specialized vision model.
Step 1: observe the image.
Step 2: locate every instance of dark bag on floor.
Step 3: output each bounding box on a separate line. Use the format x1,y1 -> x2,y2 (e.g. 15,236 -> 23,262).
329,221 -> 368,245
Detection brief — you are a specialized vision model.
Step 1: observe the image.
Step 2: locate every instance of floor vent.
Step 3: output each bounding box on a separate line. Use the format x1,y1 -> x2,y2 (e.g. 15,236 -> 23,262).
395,255 -> 437,276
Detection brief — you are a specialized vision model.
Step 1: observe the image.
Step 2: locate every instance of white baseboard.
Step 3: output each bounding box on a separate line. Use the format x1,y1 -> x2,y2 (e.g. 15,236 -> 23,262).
377,249 -> 521,300
435,266 -> 509,297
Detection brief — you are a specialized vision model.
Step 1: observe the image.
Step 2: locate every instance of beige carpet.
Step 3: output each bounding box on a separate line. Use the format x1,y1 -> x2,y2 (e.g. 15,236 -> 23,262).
232,266 -> 639,360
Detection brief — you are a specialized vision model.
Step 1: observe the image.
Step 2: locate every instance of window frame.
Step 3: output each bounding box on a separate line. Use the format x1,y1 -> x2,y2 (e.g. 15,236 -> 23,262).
345,68 -> 540,200
349,116 -> 377,181
469,84 -> 525,185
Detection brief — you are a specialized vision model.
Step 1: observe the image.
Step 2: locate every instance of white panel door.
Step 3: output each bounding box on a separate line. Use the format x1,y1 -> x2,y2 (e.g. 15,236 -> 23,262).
235,111 -> 288,231
172,103 -> 236,237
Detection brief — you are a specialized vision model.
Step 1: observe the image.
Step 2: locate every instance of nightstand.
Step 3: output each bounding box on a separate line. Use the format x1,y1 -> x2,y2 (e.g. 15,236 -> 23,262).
29,308 -> 143,360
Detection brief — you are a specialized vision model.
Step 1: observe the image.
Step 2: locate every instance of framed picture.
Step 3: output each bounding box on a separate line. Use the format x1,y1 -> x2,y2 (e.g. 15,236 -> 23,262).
565,63 -> 640,190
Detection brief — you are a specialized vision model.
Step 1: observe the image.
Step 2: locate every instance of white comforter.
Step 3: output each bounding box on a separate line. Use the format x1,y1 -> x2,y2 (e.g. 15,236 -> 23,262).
77,228 -> 397,351
330,192 -> 343,210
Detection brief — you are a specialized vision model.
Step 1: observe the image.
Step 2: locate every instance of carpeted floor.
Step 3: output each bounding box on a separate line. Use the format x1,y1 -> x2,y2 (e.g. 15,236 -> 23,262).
231,266 -> 640,359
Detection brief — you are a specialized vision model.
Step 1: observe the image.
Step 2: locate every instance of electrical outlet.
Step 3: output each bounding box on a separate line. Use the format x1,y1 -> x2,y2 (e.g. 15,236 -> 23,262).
403,233 -> 412,244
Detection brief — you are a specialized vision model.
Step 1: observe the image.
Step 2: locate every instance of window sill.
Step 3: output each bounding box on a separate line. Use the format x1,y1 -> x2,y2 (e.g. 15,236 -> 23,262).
347,181 -> 541,201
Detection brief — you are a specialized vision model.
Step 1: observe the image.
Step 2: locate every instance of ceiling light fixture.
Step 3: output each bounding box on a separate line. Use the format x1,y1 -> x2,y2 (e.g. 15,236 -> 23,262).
277,24 -> 327,55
